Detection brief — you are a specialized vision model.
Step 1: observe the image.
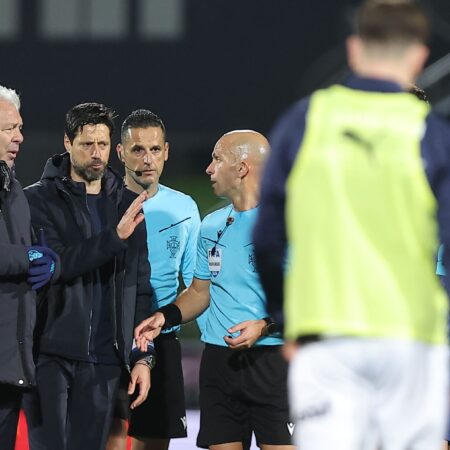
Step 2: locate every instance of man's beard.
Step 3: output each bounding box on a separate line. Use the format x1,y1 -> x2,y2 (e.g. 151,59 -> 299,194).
72,158 -> 106,183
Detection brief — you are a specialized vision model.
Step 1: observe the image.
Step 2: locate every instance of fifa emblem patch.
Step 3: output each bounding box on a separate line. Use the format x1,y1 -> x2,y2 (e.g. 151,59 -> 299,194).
208,248 -> 222,277
167,236 -> 180,258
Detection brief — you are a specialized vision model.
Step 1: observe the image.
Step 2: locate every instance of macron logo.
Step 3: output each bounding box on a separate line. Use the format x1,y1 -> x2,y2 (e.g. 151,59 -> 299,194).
287,422 -> 295,436
180,416 -> 187,431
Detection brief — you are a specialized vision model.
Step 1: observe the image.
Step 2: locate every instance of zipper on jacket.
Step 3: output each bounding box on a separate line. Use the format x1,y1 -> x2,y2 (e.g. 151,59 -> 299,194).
111,256 -> 118,354
1,188 -> 31,385
119,251 -> 128,366
84,193 -> 93,356
87,303 -> 93,356
16,289 -> 30,386
0,195 -> 15,243
58,184 -> 94,356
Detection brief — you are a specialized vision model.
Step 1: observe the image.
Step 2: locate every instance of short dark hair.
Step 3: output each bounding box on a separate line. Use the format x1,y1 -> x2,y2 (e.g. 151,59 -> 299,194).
356,0 -> 429,45
121,109 -> 167,143
65,102 -> 116,143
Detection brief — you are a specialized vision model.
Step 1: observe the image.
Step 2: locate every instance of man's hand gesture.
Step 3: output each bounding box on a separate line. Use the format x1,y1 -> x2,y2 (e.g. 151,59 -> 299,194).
134,312 -> 166,351
116,191 -> 148,240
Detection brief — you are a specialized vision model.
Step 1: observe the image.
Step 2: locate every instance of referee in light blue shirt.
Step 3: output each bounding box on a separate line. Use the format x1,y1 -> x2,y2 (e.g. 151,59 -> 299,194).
107,110 -> 201,450
135,130 -> 295,450
194,205 -> 282,349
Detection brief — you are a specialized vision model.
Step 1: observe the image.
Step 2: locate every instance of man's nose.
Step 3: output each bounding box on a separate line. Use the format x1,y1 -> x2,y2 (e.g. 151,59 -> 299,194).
91,143 -> 101,158
13,128 -> 24,144
143,151 -> 153,165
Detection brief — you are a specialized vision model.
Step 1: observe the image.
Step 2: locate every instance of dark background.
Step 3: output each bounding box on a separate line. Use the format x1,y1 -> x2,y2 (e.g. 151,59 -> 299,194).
1,0 -> 449,209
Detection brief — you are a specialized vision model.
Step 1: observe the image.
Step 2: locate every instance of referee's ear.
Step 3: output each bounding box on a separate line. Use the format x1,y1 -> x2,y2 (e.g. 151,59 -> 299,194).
116,143 -> 124,163
238,160 -> 249,179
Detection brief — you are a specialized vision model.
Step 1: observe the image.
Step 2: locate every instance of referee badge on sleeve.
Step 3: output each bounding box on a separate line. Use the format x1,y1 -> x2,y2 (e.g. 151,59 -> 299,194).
208,248 -> 222,278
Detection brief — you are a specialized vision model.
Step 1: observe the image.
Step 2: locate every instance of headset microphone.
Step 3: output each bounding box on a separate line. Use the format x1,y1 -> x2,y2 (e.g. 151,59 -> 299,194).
123,162 -> 143,177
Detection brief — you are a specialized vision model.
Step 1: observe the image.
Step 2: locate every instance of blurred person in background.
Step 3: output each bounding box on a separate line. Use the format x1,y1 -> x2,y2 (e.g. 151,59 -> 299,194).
436,246 -> 450,450
254,1 -> 450,449
410,82 -> 450,450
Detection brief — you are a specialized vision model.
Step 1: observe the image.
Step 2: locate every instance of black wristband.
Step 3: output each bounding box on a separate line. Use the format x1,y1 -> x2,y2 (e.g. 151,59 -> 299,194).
158,303 -> 182,329
262,317 -> 281,336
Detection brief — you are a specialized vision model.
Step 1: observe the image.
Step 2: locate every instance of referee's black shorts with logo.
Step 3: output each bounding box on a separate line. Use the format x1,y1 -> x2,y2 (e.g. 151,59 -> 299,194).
114,332 -> 187,439
197,343 -> 294,448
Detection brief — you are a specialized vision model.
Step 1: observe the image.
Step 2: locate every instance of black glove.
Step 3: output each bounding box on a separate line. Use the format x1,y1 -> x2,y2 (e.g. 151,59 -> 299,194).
27,230 -> 58,290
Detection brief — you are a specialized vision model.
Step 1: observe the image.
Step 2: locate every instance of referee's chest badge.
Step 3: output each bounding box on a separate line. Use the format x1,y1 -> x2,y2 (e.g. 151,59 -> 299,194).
208,248 -> 222,277
166,236 -> 180,258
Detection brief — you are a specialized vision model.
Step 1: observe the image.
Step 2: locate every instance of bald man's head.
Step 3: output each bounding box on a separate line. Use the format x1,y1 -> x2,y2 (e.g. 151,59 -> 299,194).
219,130 -> 270,166
206,129 -> 269,200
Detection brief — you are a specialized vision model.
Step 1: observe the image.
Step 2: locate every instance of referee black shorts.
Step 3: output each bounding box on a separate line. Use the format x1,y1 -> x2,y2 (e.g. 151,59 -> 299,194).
124,332 -> 188,439
197,343 -> 293,448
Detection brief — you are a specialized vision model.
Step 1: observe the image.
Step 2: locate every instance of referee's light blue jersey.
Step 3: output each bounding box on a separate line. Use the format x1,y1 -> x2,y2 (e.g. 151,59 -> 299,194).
143,184 -> 201,333
195,205 -> 283,347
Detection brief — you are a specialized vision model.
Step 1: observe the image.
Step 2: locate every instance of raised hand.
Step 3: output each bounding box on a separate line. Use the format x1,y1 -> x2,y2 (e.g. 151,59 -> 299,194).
134,312 -> 166,351
116,190 -> 148,240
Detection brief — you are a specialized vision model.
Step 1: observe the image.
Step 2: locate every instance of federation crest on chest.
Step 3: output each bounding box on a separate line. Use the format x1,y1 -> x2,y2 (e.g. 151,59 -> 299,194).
167,236 -> 180,258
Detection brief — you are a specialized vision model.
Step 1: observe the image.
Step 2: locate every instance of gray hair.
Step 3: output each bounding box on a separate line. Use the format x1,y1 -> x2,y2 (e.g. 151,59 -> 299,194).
0,85 -> 20,110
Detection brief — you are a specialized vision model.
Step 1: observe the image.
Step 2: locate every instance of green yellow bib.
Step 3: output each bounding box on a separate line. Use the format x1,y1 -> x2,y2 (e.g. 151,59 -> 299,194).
284,85 -> 447,344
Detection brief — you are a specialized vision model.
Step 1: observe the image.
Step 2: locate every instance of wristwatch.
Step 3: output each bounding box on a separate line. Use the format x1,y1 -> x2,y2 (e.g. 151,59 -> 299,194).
136,354 -> 156,370
261,317 -> 279,336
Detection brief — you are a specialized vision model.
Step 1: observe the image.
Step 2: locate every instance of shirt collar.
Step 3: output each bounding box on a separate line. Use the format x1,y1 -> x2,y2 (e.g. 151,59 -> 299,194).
344,73 -> 404,93
0,161 -> 12,191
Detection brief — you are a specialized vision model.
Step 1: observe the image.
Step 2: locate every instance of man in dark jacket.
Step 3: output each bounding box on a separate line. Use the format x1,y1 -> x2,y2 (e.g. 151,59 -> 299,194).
24,103 -> 155,450
0,84 -> 58,450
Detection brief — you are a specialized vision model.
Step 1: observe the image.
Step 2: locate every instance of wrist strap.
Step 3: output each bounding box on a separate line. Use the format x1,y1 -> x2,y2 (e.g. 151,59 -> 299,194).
158,303 -> 182,329
135,354 -> 156,370
261,317 -> 281,336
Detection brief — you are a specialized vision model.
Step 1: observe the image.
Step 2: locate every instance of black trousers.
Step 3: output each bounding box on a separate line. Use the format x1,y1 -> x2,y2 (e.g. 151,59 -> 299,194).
0,384 -> 23,450
23,355 -> 122,450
